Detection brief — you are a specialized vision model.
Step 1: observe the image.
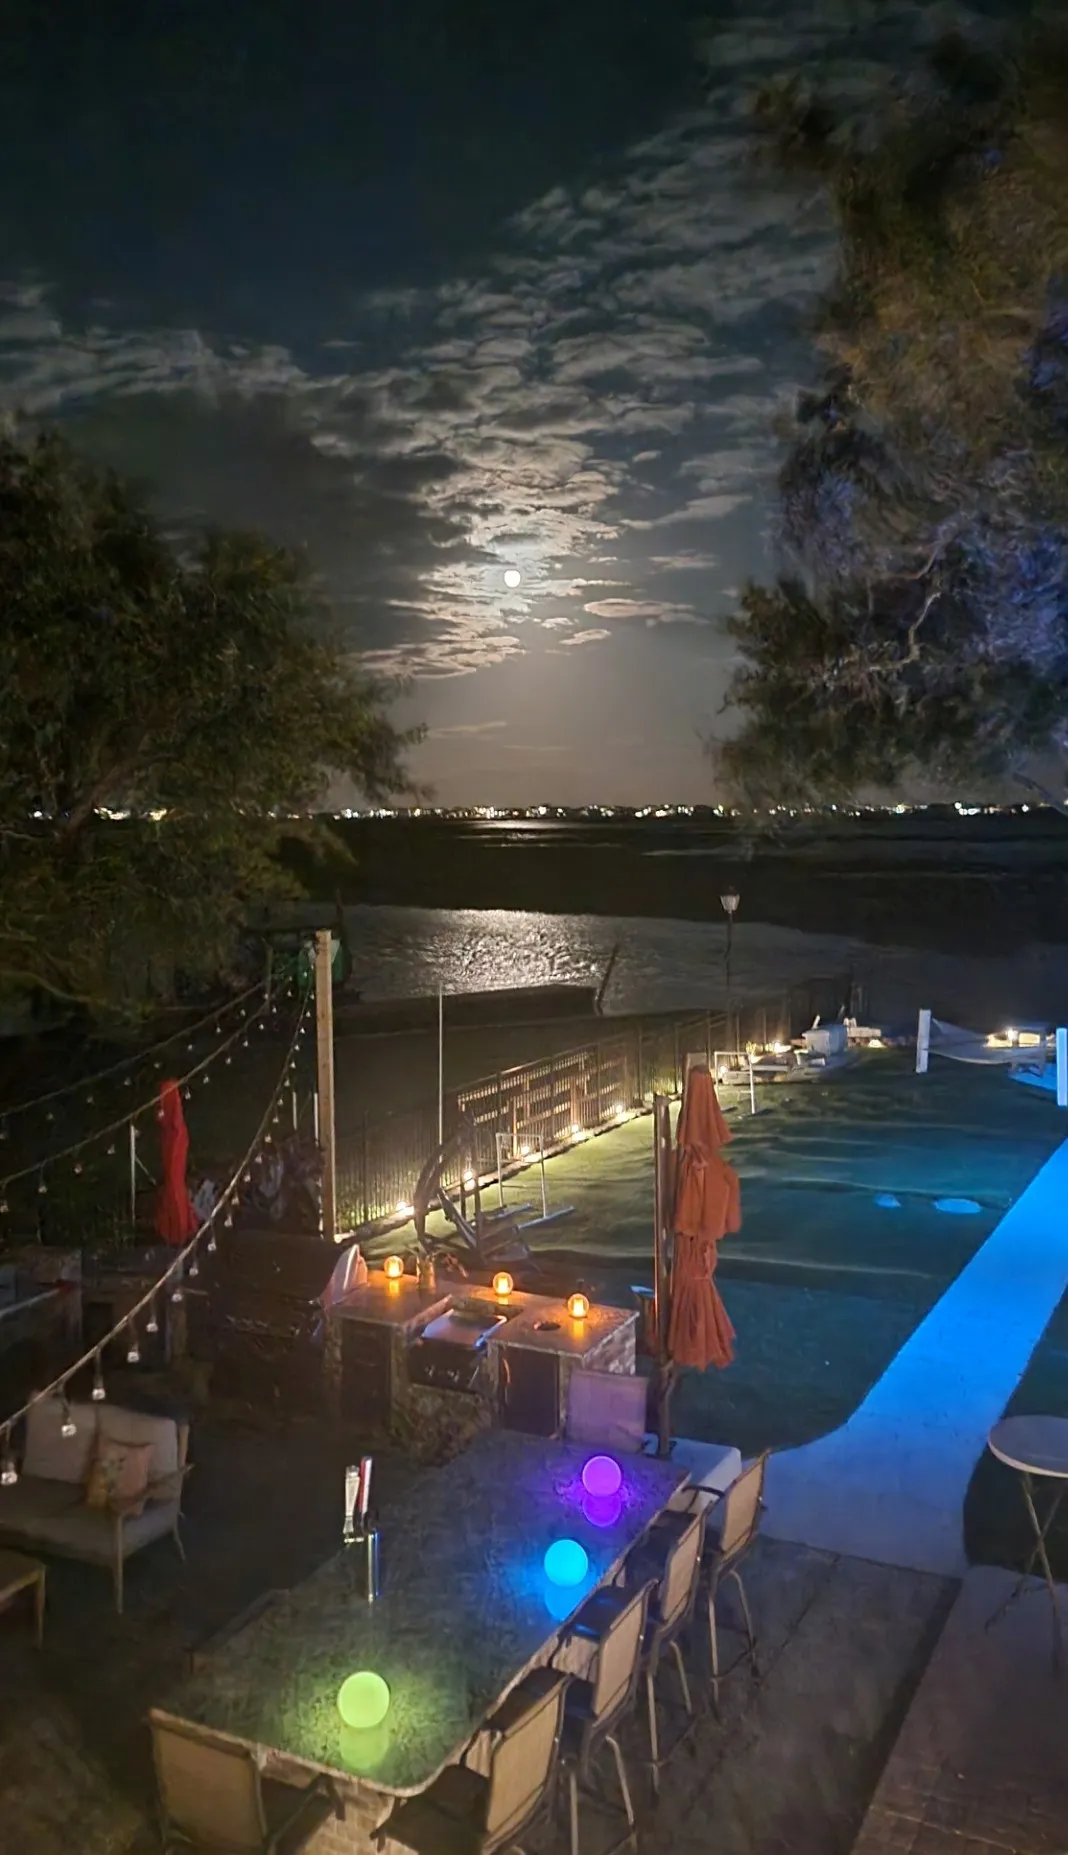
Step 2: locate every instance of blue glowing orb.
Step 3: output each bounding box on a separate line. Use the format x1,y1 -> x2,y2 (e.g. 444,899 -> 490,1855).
582,1454 -> 623,1499
874,1193 -> 901,1210
544,1538 -> 589,1586
933,1197 -> 981,1216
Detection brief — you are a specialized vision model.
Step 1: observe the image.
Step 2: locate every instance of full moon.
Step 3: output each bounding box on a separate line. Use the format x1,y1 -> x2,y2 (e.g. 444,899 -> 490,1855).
503,568 -> 522,588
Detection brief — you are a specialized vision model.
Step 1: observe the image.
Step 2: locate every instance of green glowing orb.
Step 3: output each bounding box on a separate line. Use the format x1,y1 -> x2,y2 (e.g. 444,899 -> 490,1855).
337,1671 -> 391,1731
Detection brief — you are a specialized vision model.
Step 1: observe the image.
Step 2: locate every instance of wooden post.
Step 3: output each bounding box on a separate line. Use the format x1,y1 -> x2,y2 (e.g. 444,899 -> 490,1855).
314,929 -> 337,1243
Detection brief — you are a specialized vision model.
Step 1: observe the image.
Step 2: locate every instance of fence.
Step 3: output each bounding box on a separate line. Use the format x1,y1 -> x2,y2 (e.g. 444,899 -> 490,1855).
335,972 -> 852,1231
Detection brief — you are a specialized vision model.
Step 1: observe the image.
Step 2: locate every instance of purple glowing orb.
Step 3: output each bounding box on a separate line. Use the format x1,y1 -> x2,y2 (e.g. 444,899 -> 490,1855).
582,1454 -> 623,1500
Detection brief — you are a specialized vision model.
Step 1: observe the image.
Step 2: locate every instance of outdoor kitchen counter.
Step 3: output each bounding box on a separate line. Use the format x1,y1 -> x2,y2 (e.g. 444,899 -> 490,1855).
329,1278 -> 452,1330
153,1432 -> 687,1801
485,1295 -> 637,1358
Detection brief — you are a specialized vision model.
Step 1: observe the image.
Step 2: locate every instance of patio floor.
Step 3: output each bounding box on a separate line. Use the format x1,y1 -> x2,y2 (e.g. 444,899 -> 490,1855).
852,1564 -> 1068,1855
0,1408 -> 955,1855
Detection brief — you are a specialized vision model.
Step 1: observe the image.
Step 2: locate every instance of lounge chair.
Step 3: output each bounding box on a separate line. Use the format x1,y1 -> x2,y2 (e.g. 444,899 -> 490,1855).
150,1712 -> 343,1852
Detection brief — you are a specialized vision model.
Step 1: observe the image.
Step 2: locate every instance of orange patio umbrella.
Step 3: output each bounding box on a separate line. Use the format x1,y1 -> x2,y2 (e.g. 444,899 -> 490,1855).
155,1078 -> 199,1248
666,1065 -> 738,1371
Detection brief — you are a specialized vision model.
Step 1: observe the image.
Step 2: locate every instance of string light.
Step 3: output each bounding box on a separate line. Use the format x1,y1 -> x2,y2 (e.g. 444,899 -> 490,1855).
0,980 -> 265,1125
125,1326 -> 141,1366
171,1264 -> 185,1305
0,984 -> 312,1448
60,1401 -> 77,1438
0,980 -> 281,1202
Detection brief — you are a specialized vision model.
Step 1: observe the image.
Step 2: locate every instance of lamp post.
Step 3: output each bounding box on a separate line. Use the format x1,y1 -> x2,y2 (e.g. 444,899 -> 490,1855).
720,888 -> 740,1049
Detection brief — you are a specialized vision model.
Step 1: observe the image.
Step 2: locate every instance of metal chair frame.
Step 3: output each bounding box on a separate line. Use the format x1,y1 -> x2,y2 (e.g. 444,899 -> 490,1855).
558,1580 -> 654,1855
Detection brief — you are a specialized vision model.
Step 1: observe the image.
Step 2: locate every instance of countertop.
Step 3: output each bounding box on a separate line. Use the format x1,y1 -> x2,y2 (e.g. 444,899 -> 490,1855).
157,1432 -> 686,1793
329,1275 -> 637,1359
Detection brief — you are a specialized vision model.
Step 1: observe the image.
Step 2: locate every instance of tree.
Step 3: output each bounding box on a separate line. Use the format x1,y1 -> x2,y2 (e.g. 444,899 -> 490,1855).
0,430 -> 419,1008
717,21 -> 1068,806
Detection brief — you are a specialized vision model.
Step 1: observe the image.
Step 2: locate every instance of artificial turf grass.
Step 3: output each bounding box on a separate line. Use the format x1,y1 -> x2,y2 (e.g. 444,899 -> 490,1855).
377,1051 -> 1066,1459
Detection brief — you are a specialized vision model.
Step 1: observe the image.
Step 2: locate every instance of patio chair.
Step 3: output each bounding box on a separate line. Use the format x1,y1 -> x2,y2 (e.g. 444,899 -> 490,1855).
701,1451 -> 767,1715
627,1509 -> 707,1794
374,1667 -> 570,1855
565,1369 -> 648,1455
149,1712 -> 343,1853
557,1579 -> 654,1855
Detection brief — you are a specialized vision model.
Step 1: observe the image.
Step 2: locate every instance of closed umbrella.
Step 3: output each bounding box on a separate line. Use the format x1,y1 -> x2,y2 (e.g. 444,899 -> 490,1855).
155,1078 -> 198,1247
656,1065 -> 739,1451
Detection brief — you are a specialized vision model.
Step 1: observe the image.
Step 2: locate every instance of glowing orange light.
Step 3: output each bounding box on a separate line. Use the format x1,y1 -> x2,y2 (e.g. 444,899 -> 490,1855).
383,1255 -> 405,1281
493,1271 -> 514,1299
567,1293 -> 590,1321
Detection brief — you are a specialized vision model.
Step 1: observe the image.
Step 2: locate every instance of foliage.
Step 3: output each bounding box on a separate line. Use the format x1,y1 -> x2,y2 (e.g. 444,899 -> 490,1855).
0,431 -> 419,1008
718,21 -> 1068,805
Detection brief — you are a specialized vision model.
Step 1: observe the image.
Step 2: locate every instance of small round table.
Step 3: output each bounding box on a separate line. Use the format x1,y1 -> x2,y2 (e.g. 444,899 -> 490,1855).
986,1414 -> 1068,1666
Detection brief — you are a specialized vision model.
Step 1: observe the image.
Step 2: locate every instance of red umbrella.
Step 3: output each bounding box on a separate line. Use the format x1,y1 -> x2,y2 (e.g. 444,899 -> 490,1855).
666,1066 -> 738,1370
155,1078 -> 198,1247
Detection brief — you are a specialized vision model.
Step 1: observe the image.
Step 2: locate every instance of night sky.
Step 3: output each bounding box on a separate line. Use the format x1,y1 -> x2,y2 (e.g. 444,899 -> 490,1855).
0,1 -> 987,804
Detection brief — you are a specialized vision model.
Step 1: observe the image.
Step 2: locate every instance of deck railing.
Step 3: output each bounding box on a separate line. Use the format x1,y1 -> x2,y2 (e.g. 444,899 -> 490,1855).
335,973 -> 852,1232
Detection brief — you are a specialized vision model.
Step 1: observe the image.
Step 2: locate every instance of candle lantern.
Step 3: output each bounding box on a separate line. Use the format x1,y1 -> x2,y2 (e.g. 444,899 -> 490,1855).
383,1255 -> 405,1281
493,1271 -> 514,1300
567,1292 -> 590,1321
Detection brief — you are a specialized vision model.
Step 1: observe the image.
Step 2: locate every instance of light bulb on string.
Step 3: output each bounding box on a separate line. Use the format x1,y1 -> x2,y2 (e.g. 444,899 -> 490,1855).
0,1436 -> 17,1486
124,1077 -> 132,1088
107,1143 -> 116,1156
171,1264 -> 184,1304
74,1160 -> 83,1175
207,1223 -> 217,1253
145,1299 -> 159,1335
46,1109 -> 55,1123
126,1325 -> 141,1365
37,1172 -> 47,1195
86,1093 -> 94,1105
60,1400 -> 77,1438
188,1252 -> 200,1279
91,1355 -> 106,1402
224,1208 -> 234,1228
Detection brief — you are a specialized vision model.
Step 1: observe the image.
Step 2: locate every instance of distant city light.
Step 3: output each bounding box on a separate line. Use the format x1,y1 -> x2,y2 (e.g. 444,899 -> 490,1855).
503,568 -> 522,588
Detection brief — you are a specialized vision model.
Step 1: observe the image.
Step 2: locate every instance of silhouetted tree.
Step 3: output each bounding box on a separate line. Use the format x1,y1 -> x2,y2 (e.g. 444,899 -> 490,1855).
718,22 -> 1068,804
0,431 -> 419,1008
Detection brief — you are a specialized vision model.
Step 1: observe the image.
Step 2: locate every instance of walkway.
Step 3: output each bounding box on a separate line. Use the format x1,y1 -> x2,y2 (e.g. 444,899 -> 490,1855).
852,1564 -> 1068,1855
762,1139 -> 1068,1575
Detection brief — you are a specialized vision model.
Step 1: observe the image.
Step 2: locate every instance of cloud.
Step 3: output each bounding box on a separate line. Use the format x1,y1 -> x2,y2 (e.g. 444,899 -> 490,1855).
426,720 -> 509,738
0,0 -> 953,786
582,597 -> 697,622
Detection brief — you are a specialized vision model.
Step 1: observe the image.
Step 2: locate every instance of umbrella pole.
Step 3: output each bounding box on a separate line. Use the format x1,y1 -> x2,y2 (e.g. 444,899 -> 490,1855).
652,1094 -> 674,1457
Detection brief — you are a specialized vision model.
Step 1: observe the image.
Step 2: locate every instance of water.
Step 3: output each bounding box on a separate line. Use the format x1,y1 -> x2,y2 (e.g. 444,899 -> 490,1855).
343,904 -> 1068,1026
345,905 -> 863,1015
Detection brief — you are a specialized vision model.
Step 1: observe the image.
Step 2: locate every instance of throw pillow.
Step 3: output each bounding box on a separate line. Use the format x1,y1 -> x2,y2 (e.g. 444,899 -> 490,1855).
84,1438 -> 156,1513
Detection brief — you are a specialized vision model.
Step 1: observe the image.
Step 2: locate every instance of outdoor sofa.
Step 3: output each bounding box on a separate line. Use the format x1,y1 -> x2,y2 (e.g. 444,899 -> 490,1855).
0,1394 -> 189,1612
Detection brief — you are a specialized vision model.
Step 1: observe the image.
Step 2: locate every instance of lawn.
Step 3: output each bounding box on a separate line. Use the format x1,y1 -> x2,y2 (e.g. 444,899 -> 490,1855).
377,1052 -> 1066,1458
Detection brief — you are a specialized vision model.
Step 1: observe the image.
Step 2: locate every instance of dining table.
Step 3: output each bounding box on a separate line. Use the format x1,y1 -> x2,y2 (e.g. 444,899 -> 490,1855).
151,1431 -> 688,1852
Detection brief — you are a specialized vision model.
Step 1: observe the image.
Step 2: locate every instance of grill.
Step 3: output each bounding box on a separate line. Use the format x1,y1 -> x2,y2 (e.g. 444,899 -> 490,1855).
406,1302 -> 506,1394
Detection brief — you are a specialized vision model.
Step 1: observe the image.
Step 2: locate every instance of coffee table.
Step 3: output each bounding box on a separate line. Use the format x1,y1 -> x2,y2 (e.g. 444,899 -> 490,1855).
986,1414 -> 1068,1667
0,1547 -> 46,1647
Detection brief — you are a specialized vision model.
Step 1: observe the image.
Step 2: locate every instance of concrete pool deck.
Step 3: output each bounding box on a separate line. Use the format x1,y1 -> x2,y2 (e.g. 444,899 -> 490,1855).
762,1139 -> 1068,1575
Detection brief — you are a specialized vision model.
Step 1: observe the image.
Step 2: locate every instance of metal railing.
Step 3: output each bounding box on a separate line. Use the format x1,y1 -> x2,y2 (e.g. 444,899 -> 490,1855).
335,973 -> 851,1231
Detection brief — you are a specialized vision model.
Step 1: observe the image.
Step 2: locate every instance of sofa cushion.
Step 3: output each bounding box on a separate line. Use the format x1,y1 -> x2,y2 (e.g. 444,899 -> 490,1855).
22,1399 -> 98,1483
85,1439 -> 155,1513
0,1474 -> 83,1543
98,1405 -> 179,1481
